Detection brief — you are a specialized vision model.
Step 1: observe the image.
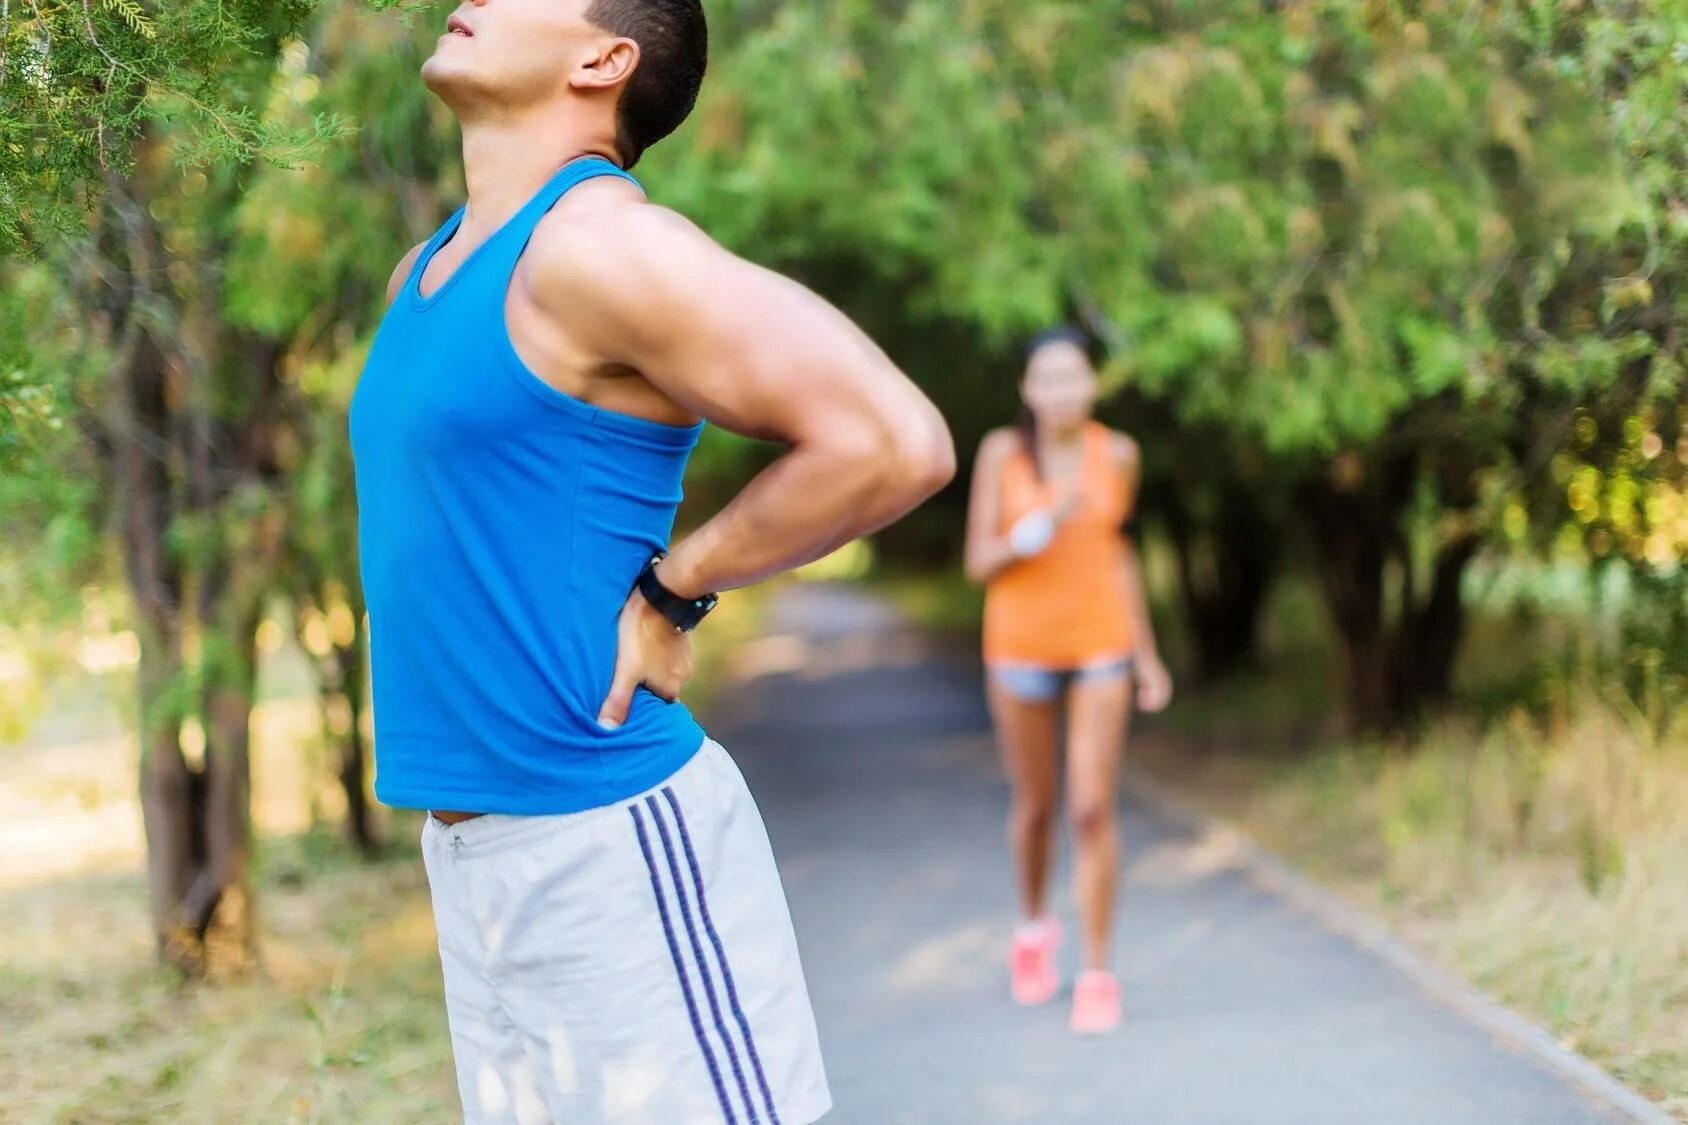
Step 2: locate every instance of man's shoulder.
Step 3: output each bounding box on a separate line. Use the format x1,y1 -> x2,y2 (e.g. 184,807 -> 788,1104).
524,183 -> 705,292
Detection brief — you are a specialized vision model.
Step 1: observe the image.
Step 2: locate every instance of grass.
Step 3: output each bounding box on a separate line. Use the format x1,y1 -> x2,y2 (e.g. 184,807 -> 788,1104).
1,587 -> 768,1124
2,833 -> 458,1123
0,687 -> 458,1124
1143,694 -> 1688,1116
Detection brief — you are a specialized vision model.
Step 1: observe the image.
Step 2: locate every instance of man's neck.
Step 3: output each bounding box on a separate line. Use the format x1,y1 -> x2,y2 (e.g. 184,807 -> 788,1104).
457,109 -> 618,235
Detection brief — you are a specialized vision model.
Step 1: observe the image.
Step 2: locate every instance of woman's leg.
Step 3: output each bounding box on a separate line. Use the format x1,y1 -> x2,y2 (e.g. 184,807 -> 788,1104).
1064,668 -> 1133,972
986,671 -> 1061,922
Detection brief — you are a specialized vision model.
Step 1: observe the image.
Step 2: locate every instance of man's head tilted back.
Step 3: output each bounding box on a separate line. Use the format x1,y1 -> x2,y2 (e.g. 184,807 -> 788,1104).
422,0 -> 709,168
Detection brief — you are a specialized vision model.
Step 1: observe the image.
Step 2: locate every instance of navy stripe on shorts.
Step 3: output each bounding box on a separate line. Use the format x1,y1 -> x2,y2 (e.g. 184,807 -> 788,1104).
645,793 -> 761,1123
630,802 -> 738,1124
662,786 -> 783,1125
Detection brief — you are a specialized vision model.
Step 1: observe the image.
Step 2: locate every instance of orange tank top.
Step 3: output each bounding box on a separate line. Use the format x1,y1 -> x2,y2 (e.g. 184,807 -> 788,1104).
982,423 -> 1134,667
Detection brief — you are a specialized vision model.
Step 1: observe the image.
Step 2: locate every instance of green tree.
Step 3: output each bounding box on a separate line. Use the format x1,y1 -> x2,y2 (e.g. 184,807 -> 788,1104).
5,0 -> 1683,971
1511,5 -> 1688,710
1,0 -> 356,973
0,0 -> 350,455
226,2 -> 459,852
0,0 -> 462,966
0,0 -> 332,246
644,0 -> 1676,729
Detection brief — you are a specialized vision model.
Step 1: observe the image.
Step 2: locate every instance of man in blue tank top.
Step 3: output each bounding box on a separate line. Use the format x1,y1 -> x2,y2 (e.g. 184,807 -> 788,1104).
349,2 -> 954,1122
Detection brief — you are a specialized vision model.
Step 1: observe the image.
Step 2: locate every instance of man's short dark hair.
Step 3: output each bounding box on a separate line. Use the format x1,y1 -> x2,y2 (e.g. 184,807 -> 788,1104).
586,0 -> 707,169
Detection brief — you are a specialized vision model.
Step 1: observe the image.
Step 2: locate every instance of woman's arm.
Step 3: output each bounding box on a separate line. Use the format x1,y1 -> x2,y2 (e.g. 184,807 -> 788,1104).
964,430 -> 1032,586
1113,433 -> 1173,711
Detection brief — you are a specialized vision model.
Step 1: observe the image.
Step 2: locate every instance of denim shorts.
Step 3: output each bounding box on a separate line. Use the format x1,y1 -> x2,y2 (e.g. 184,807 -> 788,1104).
987,655 -> 1135,704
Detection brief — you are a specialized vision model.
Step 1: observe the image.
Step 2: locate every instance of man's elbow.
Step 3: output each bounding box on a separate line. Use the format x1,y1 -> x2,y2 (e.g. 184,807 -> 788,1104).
926,414 -> 959,494
888,405 -> 956,506
821,407 -> 954,524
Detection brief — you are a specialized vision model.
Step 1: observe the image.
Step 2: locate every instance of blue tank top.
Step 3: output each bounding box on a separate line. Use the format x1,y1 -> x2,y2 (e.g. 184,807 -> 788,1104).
350,157 -> 707,815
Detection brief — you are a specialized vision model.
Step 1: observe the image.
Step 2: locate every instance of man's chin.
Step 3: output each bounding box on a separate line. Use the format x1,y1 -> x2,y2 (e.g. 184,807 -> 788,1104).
420,53 -> 475,99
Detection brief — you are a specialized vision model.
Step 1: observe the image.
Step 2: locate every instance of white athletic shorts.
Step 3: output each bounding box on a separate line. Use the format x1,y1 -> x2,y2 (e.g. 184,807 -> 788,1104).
420,739 -> 831,1125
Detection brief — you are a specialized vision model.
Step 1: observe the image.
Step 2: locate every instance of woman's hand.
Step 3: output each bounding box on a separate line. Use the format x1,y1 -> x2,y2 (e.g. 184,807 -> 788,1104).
1008,509 -> 1058,558
1133,655 -> 1173,713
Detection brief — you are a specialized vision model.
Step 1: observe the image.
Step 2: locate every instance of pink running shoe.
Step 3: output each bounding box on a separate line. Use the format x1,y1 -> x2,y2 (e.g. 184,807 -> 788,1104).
1070,969 -> 1122,1034
1008,917 -> 1061,1006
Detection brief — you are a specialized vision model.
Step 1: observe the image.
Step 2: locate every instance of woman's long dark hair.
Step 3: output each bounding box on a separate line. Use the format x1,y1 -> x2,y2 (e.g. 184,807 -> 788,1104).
1017,325 -> 1095,481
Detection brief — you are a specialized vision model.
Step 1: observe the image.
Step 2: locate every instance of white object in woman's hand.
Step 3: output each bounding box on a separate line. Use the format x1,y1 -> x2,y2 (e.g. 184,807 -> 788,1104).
1008,509 -> 1057,558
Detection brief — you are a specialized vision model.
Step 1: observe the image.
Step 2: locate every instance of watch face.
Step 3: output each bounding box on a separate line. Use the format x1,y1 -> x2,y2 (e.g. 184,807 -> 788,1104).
680,593 -> 719,631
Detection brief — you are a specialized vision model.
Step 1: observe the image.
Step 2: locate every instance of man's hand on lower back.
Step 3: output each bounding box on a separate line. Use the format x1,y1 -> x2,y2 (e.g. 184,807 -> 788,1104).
597,588 -> 694,730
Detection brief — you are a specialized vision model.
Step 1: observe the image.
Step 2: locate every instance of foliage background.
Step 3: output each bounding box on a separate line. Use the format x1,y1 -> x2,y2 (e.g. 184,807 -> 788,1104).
0,0 -> 1684,1115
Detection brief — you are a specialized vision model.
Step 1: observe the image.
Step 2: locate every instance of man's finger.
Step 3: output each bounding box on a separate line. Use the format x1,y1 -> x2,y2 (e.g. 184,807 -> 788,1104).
646,664 -> 687,702
598,665 -> 640,730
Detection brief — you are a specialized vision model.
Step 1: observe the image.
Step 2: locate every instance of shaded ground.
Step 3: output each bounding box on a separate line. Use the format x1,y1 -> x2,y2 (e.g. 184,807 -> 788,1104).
718,583 -> 1633,1125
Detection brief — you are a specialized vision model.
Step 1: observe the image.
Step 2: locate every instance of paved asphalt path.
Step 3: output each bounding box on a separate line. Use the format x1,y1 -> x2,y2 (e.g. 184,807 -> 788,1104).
709,583 -> 1630,1125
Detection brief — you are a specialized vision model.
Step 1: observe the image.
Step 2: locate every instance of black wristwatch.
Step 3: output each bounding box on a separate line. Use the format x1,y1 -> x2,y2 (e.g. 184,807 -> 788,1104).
636,552 -> 718,632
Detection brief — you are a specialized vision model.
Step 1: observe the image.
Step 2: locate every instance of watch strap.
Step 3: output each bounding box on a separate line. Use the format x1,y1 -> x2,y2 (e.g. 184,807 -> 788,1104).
636,554 -> 718,632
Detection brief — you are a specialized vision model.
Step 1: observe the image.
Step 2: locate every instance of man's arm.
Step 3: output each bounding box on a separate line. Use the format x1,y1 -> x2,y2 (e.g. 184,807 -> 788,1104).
535,204 -> 956,598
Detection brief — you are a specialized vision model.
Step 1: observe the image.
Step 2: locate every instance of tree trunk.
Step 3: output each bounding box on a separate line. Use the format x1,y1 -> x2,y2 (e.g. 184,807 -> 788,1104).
108,195 -> 279,971
1209,487 -> 1277,677
184,577 -> 262,972
1164,484 -> 1279,682
1310,499 -> 1399,733
322,581 -> 376,854
1303,453 -> 1481,735
291,563 -> 380,855
122,351 -> 237,971
115,318 -> 206,971
138,647 -> 198,969
339,725 -> 376,855
1399,533 -> 1480,711
183,644 -> 258,971
182,328 -> 290,970
332,594 -> 378,856
90,133 -> 298,972
1303,454 -> 1408,734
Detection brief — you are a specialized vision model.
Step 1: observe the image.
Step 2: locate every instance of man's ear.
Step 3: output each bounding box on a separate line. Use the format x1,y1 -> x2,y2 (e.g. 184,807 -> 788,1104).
571,37 -> 640,91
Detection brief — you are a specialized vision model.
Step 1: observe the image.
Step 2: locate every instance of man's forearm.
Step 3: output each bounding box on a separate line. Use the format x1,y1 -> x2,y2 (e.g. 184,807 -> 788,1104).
659,434 -> 941,598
